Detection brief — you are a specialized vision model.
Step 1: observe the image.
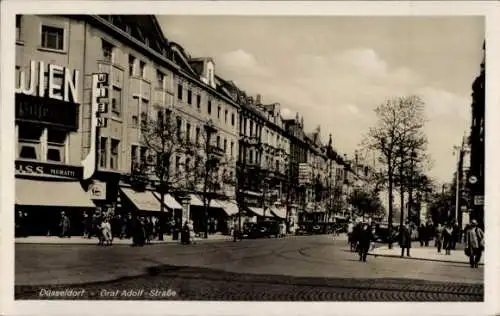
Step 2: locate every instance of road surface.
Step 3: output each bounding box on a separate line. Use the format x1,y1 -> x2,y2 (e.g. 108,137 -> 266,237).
15,235 -> 483,301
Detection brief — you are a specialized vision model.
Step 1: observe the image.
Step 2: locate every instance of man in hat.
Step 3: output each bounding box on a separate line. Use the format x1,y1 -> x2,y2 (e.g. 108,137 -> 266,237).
465,219 -> 484,268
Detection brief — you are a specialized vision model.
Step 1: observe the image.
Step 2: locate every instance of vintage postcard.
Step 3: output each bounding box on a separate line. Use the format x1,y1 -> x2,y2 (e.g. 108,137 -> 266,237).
1,1 -> 499,316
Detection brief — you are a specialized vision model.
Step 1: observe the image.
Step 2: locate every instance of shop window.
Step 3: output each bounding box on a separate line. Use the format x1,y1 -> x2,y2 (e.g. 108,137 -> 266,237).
47,128 -> 66,162
110,139 -> 120,170
111,87 -> 122,115
99,137 -> 107,168
101,39 -> 114,63
18,124 -> 43,160
41,25 -> 64,51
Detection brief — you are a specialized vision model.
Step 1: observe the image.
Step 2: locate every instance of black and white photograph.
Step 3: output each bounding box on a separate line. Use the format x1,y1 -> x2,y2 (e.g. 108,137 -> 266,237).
1,1 -> 499,315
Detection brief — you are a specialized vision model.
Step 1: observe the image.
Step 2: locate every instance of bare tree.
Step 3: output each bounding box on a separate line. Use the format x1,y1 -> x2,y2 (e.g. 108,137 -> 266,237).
141,108 -> 197,240
363,95 -> 427,248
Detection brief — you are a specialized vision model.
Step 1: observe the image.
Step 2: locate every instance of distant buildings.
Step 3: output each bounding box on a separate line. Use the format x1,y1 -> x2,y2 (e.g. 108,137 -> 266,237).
14,14 -> 364,236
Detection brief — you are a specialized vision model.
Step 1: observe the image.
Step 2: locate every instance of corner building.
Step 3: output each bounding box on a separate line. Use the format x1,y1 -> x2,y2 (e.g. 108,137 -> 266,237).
14,15 -> 239,236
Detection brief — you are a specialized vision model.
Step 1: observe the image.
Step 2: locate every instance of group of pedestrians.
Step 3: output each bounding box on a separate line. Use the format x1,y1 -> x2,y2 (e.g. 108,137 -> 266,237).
347,220 -> 378,262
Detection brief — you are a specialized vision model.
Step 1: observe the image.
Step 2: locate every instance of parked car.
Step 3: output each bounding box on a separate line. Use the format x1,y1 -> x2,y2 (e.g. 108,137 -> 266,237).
242,221 -> 279,239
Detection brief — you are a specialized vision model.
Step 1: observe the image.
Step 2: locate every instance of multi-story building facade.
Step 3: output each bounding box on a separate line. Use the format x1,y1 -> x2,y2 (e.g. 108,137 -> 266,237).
467,41 -> 485,228
14,14 -> 240,235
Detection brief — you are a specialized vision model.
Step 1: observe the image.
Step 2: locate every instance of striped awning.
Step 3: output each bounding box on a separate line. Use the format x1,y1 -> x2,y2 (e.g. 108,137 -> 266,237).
270,207 -> 287,219
152,192 -> 182,210
120,188 -> 161,212
216,200 -> 240,216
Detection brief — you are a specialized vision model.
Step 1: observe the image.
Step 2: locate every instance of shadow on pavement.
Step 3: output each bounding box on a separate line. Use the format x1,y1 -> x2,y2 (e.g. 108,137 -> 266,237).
15,263 -> 484,301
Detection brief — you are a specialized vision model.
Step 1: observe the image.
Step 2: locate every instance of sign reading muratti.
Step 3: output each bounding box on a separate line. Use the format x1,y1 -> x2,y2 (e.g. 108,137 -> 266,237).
15,160 -> 83,179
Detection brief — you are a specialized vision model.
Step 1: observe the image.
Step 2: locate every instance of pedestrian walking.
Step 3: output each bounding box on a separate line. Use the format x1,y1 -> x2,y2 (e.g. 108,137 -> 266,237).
347,220 -> 354,245
100,217 -> 113,246
443,222 -> 453,255
452,221 -> 459,249
399,221 -> 412,257
59,211 -> 71,238
465,220 -> 484,268
425,221 -> 433,246
357,222 -> 373,262
418,224 -> 426,247
188,220 -> 196,244
435,223 -> 444,253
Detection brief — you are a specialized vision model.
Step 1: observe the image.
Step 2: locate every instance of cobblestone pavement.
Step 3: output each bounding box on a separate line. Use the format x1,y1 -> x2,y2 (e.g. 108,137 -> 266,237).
15,235 -> 483,301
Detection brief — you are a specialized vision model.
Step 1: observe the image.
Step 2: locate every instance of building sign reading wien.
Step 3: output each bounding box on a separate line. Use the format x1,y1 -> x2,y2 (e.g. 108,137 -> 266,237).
15,160 -> 83,179
15,60 -> 80,131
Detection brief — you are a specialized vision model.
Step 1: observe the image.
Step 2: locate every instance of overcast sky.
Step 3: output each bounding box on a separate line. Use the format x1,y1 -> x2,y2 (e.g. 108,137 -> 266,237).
158,16 -> 484,184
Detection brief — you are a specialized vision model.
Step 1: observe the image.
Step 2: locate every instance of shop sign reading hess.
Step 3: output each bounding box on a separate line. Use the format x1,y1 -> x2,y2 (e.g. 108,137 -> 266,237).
15,60 -> 79,103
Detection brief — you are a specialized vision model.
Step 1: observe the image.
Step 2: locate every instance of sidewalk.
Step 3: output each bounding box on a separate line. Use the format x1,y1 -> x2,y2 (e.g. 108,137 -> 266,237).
371,242 -> 484,265
15,233 -> 347,245
15,234 -> 233,245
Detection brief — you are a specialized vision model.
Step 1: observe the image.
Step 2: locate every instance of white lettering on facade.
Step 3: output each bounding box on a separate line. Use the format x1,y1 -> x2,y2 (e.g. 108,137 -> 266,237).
15,60 -> 79,103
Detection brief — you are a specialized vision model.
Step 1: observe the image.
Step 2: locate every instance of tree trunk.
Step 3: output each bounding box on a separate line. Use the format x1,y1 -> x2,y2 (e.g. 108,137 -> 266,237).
399,163 -> 405,229
388,162 -> 394,249
159,184 -> 165,241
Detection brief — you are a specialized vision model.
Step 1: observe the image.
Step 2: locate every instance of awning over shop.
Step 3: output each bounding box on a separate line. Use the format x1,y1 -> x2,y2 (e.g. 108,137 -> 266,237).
270,207 -> 287,219
16,178 -> 95,208
216,200 -> 240,216
189,194 -> 204,207
120,187 -> 162,212
247,207 -> 272,217
152,192 -> 182,210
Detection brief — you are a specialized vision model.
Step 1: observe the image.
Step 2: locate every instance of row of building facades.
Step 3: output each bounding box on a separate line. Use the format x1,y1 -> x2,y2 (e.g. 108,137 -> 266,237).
14,14 -> 370,235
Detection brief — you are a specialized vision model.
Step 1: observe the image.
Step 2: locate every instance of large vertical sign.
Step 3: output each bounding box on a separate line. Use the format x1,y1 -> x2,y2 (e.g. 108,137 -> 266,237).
82,73 -> 109,180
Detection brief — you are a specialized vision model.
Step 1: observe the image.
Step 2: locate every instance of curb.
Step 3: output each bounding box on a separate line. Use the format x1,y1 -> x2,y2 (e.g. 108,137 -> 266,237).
369,252 -> 484,266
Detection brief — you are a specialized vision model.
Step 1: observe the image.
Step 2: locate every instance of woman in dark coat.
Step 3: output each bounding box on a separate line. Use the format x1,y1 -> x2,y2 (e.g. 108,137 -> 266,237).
358,223 -> 373,262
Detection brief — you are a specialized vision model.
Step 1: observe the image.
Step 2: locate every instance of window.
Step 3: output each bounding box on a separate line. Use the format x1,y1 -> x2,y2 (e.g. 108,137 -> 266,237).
110,139 -> 120,169
223,139 -> 227,153
176,116 -> 182,140
175,155 -> 181,173
231,113 -> 235,126
249,150 -> 254,164
217,106 -> 221,119
16,15 -> 21,42
111,87 -> 122,115
186,123 -> 191,143
187,90 -> 192,105
101,39 -> 114,63
140,146 -> 147,165
139,61 -> 146,79
128,55 -> 135,76
216,135 -> 220,148
18,124 -> 43,160
230,141 -> 234,158
177,83 -> 183,100
208,100 -> 212,114
195,127 -> 200,145
131,145 -> 138,168
140,111 -> 148,127
99,137 -> 107,168
47,129 -> 66,162
157,110 -> 164,128
41,25 -> 64,50
224,110 -> 228,124
156,70 -> 164,89
131,115 -> 138,127
186,157 -> 191,170
250,121 -> 254,137
196,94 -> 201,109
